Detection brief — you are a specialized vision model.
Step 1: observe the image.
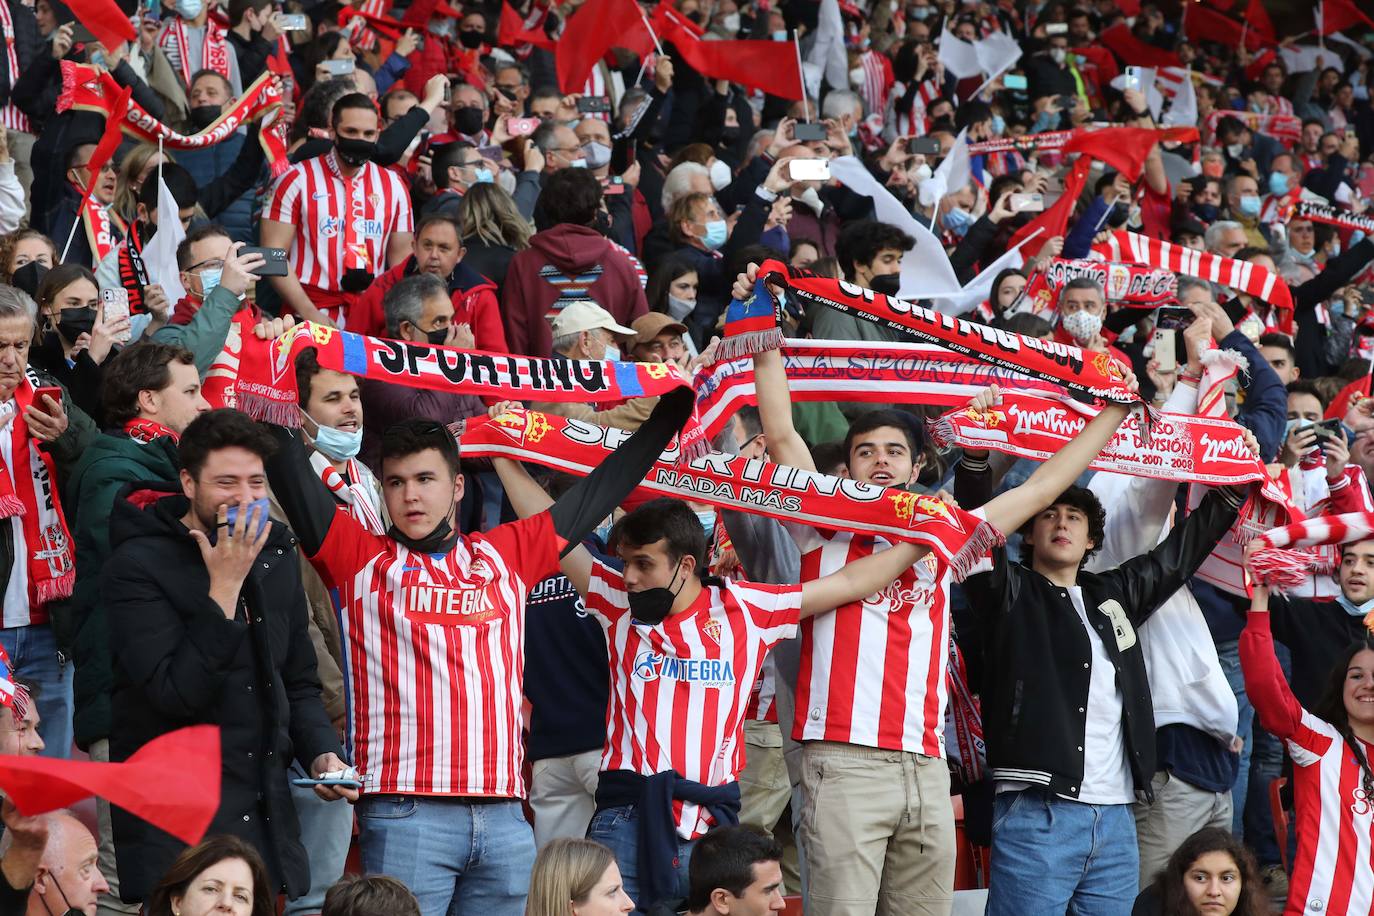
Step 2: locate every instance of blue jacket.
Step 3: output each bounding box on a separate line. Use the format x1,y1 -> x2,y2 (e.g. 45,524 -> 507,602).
176,132 -> 258,243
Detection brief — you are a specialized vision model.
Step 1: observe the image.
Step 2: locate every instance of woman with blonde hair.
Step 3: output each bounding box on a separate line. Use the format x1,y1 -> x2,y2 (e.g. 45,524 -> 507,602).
526,838 -> 634,916
112,143 -> 170,225
458,181 -> 532,295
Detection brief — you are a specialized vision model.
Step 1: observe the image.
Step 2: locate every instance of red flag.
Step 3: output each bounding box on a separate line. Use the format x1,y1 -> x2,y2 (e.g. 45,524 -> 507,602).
1247,0 -> 1278,42
0,727 -> 220,845
66,0 -> 136,50
75,82 -> 130,215
556,0 -> 643,93
1245,47 -> 1278,81
267,38 -> 292,77
399,0 -> 460,29
1008,155 -> 1091,254
1328,374 -> 1372,420
338,8 -> 402,40
656,11 -> 801,100
1319,0 -> 1374,35
1063,125 -> 1199,181
1072,45 -> 1120,89
1115,0 -> 1141,14
498,2 -> 554,51
1099,23 -> 1183,69
1185,5 -> 1245,46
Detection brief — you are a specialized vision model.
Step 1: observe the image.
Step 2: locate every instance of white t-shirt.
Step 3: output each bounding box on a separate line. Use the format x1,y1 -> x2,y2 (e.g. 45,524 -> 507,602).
1066,586 -> 1134,805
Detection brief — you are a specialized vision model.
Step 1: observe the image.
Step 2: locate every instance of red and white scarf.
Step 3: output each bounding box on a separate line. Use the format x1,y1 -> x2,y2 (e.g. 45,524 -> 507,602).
310,451 -> 385,534
124,417 -> 179,444
77,188 -> 122,267
1249,511 -> 1374,592
1091,230 -> 1295,335
0,372 -> 76,609
1022,258 -> 1179,313
0,1 -> 29,133
159,16 -> 232,89
1291,199 -> 1374,236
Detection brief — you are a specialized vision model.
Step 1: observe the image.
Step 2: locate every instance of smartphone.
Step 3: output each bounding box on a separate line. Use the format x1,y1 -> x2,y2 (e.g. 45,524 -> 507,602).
909,136 -> 942,155
1057,94 -> 1078,110
100,288 -> 131,344
224,497 -> 272,538
788,159 -> 831,181
1154,306 -> 1196,331
291,777 -> 364,788
793,122 -> 828,142
1045,22 -> 1068,35
1009,192 -> 1044,212
239,246 -> 289,277
576,96 -> 611,114
1003,73 -> 1028,91
321,58 -> 355,76
70,21 -> 98,44
476,145 -> 504,163
279,12 -> 307,29
1123,66 -> 1145,93
506,116 -> 540,137
1152,328 -> 1177,372
415,128 -> 431,159
1312,418 -> 1345,442
32,386 -> 62,416
603,175 -> 626,195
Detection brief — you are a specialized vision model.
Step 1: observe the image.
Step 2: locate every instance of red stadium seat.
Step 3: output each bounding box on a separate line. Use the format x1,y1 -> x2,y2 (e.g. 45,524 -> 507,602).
781,894 -> 804,915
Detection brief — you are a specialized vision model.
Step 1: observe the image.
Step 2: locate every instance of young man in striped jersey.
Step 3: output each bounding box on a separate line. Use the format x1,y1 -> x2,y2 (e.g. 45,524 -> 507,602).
264,388 -> 695,916
492,383 -> 1133,914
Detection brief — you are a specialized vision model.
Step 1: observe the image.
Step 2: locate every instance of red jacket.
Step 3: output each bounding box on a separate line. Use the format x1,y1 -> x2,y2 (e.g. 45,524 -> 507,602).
501,224 -> 647,356
353,257 -> 509,352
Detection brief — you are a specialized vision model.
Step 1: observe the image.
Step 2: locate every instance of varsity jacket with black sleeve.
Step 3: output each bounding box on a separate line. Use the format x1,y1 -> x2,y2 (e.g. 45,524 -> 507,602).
962,486 -> 1244,801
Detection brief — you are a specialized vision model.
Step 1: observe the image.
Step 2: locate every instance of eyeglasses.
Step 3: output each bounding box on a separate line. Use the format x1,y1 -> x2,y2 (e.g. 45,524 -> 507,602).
71,161 -> 117,175
185,258 -> 225,272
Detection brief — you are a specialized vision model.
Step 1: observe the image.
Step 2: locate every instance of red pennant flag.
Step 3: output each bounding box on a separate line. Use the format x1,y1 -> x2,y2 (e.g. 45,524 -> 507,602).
1185,5 -> 1246,46
498,2 -> 555,51
1328,374 -> 1372,420
1063,125 -> 1199,182
267,38 -> 292,77
656,10 -> 802,100
1099,23 -> 1183,69
1247,0 -> 1278,42
1245,47 -> 1278,81
66,0 -> 136,50
1008,155 -> 1091,254
73,81 -> 131,219
1319,0 -> 1374,35
0,726 -> 220,846
556,0 -> 643,93
338,8 -> 403,40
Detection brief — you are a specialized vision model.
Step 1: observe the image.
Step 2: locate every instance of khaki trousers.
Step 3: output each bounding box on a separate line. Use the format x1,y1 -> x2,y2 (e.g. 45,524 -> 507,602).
739,719 -> 792,830
530,748 -> 602,849
1133,770 -> 1233,889
5,130 -> 33,220
799,741 -> 955,916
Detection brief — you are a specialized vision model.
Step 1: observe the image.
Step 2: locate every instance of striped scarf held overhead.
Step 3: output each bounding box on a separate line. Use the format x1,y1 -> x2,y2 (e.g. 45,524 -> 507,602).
1248,512 -> 1374,593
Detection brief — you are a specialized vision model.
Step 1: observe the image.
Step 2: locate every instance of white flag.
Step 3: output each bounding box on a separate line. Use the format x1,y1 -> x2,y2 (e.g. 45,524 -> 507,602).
141,175 -> 187,307
1162,68 -> 1197,128
937,24 -> 983,79
805,0 -> 848,93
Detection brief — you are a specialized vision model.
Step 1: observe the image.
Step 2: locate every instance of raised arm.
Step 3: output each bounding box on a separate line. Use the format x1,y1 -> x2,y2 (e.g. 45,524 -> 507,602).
736,264 -> 815,474
800,540 -> 926,618
1240,582 -> 1305,742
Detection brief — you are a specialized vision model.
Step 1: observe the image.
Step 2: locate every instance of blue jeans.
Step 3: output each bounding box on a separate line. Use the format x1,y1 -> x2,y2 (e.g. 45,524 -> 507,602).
987,789 -> 1139,916
357,796 -> 535,916
284,764 -> 354,915
587,804 -> 695,915
1215,638 -> 1253,835
0,623 -> 72,758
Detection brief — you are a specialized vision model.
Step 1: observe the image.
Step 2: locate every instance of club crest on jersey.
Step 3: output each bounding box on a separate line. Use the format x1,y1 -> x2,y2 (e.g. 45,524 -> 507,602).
702,617 -> 722,645
633,651 -> 735,686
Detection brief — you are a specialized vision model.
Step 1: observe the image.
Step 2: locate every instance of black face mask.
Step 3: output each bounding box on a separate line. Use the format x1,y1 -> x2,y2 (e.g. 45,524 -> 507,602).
425,326 -> 450,346
11,261 -> 47,299
627,564 -> 687,626
592,210 -> 612,238
458,29 -> 485,49
720,126 -> 741,143
56,307 -> 96,342
340,267 -> 372,293
387,517 -> 458,555
452,106 -> 486,137
1106,202 -> 1130,228
869,272 -> 902,297
188,104 -> 221,130
334,136 -> 377,167
1192,202 -> 1219,223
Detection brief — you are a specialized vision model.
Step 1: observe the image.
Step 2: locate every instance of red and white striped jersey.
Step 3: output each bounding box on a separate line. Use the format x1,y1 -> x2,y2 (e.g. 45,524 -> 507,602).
789,524 -> 951,757
857,50 -> 894,125
584,560 -> 800,839
310,509 -> 559,797
1243,613 -> 1374,916
263,151 -> 413,297
0,0 -> 27,133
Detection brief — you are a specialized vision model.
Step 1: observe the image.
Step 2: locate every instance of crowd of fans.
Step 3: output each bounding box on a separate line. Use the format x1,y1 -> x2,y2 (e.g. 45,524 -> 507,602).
0,0 -> 1370,914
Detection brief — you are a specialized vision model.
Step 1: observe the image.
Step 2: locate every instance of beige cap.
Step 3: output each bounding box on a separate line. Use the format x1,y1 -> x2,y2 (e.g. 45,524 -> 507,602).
549,300 -> 636,339
631,312 -> 689,345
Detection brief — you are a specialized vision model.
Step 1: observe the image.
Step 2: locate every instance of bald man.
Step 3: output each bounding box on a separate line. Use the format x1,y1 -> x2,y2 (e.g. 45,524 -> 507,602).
25,813 -> 107,916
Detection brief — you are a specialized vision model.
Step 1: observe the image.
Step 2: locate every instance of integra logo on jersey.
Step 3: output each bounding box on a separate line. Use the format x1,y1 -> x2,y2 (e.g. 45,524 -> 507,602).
633,651 -> 735,686
402,585 -> 503,626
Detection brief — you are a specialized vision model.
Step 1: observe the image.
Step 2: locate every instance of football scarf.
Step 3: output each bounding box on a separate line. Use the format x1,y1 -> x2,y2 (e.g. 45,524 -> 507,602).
460,408 -> 1003,580
158,16 -> 231,88
736,261 -> 1145,411
78,191 -> 121,265
1290,199 -> 1374,236
236,322 -> 708,457
1021,258 -> 1179,313
1091,230 -> 1295,334
124,418 -> 179,445
0,372 -> 76,606
1248,511 -> 1374,593
58,63 -> 291,177
967,129 -> 1078,156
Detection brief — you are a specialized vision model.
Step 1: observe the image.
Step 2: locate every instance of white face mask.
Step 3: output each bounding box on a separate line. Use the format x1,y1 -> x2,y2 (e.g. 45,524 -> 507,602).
720,12 -> 740,32
1060,309 -> 1103,343
709,158 -> 732,191
849,67 -> 866,88
1050,47 -> 1067,64
912,162 -> 933,182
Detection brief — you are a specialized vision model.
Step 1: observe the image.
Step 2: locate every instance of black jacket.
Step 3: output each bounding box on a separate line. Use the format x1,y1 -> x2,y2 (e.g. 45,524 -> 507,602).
103,482 -> 342,904
0,1 -> 41,115
963,486 -> 1242,800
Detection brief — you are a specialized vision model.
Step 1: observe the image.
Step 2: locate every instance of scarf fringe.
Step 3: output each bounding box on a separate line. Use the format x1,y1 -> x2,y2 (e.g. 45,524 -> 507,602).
714,327 -> 784,362
1249,547 -> 1314,590
1200,346 -> 1249,378
36,573 -> 74,605
0,495 -> 24,519
948,520 -> 1005,583
236,392 -> 302,429
927,415 -> 956,450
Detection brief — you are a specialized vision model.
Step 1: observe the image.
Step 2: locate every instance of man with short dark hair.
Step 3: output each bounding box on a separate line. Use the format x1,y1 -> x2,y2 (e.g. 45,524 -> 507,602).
261,92 -> 417,328
321,875 -> 421,916
104,409 -> 352,905
684,826 -> 785,916
1258,333 -> 1298,384
502,168 -> 646,356
814,220 -> 915,344
265,381 -> 696,916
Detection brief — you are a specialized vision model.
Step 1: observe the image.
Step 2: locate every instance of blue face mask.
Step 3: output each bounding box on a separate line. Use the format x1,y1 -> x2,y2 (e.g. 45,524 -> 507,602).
695,509 -> 717,538
594,516 -> 614,545
1268,172 -> 1290,196
702,219 -> 728,250
175,0 -> 202,18
910,5 -> 931,19
307,413 -> 364,460
604,344 -> 621,362
942,207 -> 974,237
199,267 -> 222,297
1331,298 -> 1347,317
772,29 -> 788,41
1338,594 -> 1374,618
990,114 -> 1006,136
1238,194 -> 1261,218
471,167 -> 494,184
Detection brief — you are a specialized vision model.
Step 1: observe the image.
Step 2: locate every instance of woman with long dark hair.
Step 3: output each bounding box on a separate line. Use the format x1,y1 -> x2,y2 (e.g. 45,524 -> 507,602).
1241,556 -> 1374,916
1132,827 -> 1266,915
143,835 -> 275,916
